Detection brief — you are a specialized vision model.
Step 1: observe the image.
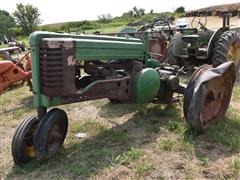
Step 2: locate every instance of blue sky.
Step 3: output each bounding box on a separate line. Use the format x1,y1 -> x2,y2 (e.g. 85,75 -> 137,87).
1,0 -> 239,24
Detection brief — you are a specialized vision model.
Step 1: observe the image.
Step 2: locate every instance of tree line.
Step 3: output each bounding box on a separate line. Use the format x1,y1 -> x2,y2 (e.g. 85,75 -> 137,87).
0,4 -> 185,37
0,3 -> 41,37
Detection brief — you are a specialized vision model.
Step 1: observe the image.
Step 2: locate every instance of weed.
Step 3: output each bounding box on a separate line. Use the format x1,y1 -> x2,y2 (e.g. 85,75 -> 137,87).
135,161 -> 153,177
115,148 -> 143,165
167,120 -> 180,132
232,156 -> 240,172
198,156 -> 209,167
179,140 -> 194,155
158,139 -> 174,151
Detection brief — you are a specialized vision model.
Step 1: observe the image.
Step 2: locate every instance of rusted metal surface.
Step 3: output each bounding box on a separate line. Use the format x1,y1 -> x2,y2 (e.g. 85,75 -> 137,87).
149,33 -> 168,62
184,62 -> 236,131
0,51 -> 32,93
40,40 -> 76,96
47,122 -> 65,158
40,39 -> 143,103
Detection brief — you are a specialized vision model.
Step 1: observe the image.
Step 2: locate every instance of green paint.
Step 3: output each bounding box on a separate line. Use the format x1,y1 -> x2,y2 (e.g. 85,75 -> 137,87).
145,59 -> 161,68
132,68 -> 160,103
29,31 -> 146,108
74,38 -> 143,60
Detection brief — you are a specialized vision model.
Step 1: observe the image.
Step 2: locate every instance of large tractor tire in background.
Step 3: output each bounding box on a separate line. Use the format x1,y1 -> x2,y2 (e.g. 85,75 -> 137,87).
164,34 -> 182,66
211,31 -> 240,76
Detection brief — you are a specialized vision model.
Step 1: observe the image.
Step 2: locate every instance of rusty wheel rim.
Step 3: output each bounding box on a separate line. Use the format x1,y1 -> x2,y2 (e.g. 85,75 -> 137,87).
183,65 -> 211,123
184,63 -> 235,130
46,120 -> 65,156
200,74 -> 233,128
24,122 -> 38,158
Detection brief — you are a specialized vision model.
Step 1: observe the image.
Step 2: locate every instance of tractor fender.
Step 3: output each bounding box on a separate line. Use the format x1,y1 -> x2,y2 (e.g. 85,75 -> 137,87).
207,27 -> 229,58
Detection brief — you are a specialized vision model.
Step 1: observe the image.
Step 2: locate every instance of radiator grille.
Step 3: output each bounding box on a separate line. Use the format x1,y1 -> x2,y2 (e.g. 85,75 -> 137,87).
40,47 -> 64,93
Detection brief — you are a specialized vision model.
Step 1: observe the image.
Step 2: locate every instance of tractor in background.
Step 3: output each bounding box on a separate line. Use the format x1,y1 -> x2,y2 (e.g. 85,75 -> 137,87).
99,17 -> 175,63
165,11 -> 240,75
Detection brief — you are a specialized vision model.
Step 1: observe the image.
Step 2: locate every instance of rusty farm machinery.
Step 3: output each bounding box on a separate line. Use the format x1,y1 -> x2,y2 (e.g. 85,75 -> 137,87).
10,29 -> 239,165
0,47 -> 32,94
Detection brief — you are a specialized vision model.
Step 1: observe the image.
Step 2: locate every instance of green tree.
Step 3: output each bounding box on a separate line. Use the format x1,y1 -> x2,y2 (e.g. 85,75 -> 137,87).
98,13 -> 112,23
0,10 -> 15,37
175,6 -> 185,13
13,3 -> 41,35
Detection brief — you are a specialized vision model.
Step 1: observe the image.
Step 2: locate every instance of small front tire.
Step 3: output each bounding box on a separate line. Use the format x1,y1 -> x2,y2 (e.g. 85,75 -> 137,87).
34,108 -> 68,161
12,116 -> 39,165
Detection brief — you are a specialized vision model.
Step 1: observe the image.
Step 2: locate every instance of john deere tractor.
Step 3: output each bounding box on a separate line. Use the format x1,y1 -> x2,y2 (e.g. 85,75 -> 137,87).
11,30 -> 236,166
165,11 -> 240,74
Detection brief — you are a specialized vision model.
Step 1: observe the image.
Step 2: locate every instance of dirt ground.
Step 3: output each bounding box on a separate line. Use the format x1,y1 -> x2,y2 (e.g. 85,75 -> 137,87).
185,16 -> 240,30
0,77 -> 240,179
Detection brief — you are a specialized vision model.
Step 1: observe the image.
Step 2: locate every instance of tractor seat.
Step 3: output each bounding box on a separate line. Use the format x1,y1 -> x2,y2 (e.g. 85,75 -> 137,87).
0,61 -> 13,74
181,35 -> 200,43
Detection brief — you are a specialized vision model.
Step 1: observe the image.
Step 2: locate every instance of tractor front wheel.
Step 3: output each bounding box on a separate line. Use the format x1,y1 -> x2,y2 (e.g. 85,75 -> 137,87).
212,31 -> 240,76
12,116 -> 39,165
34,108 -> 68,161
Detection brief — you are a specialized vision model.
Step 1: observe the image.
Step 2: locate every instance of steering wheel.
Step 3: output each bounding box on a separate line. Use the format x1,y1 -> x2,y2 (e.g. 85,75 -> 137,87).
150,17 -> 173,40
191,15 -> 207,29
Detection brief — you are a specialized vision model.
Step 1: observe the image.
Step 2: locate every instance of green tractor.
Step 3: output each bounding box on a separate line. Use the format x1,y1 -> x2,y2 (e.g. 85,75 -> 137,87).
165,11 -> 240,74
11,31 -> 236,165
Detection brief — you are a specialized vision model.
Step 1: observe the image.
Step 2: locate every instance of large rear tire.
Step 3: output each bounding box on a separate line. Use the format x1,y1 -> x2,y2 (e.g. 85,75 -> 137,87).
211,31 -> 240,75
164,34 -> 181,66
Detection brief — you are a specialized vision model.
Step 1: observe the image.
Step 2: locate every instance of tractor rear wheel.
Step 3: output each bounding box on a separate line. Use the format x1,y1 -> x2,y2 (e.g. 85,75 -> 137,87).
34,108 -> 68,161
12,116 -> 39,165
211,31 -> 240,76
164,34 -> 181,66
184,62 -> 236,132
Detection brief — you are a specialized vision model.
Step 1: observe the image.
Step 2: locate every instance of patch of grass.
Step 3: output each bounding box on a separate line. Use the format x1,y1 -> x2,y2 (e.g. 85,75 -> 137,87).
103,129 -> 129,144
232,156 -> 240,172
0,95 -> 8,106
135,161 -> 153,177
167,120 -> 181,132
71,121 -> 107,136
159,105 -> 181,119
115,148 -> 143,165
206,109 -> 240,151
145,118 -> 161,133
232,83 -> 240,101
158,139 -> 174,151
179,140 -> 194,155
90,99 -> 108,108
198,156 -> 209,167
